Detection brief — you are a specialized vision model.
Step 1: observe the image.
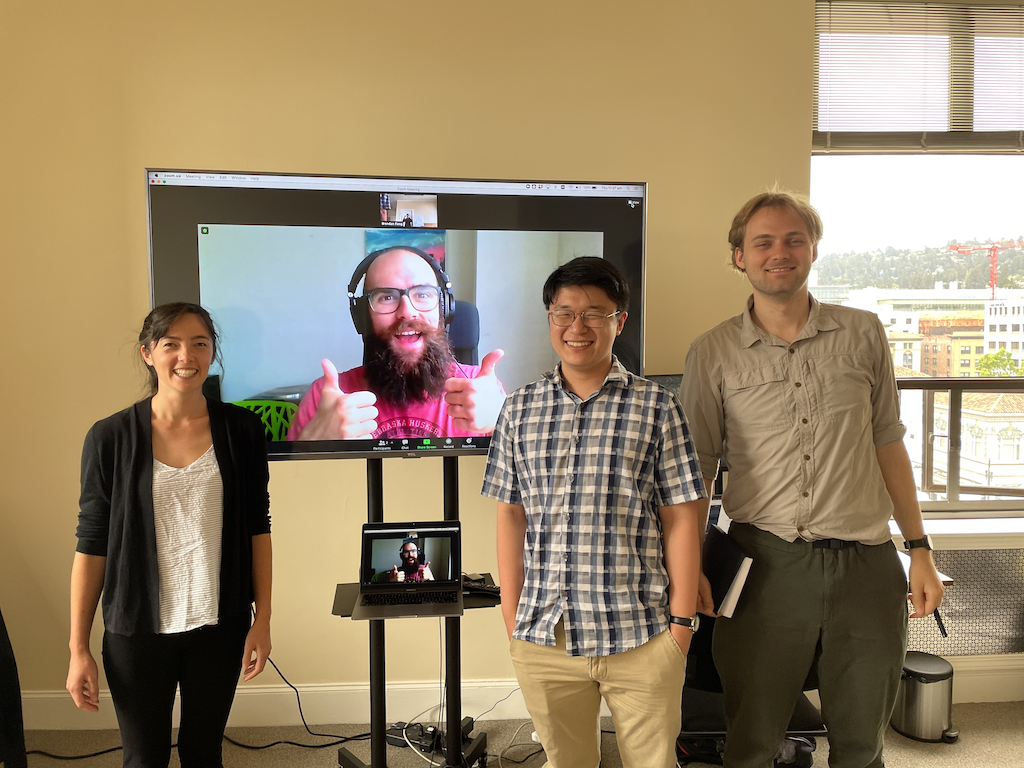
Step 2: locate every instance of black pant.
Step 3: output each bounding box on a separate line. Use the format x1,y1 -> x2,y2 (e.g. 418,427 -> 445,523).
714,524 -> 908,768
102,617 -> 249,768
0,605 -> 28,768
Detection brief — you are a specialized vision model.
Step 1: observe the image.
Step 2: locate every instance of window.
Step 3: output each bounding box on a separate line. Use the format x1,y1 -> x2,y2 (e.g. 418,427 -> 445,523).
999,428 -> 1022,462
903,352 -> 914,366
1001,342 -> 1008,350
1001,324 -> 1008,332
812,2 -> 1024,512
1015,342 -> 1020,351
1015,325 -> 1021,332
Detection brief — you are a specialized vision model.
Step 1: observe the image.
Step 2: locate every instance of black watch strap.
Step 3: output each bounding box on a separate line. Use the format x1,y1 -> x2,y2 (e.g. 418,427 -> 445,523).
669,615 -> 700,632
903,535 -> 933,551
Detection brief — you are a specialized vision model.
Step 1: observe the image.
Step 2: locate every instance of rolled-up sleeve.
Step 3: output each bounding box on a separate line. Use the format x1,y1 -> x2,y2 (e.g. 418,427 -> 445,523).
869,317 -> 908,448
680,343 -> 724,482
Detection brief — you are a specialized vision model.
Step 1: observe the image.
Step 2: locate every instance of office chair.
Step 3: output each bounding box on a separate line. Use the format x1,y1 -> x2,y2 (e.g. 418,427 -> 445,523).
678,614 -> 826,766
448,300 -> 480,366
679,480 -> 826,766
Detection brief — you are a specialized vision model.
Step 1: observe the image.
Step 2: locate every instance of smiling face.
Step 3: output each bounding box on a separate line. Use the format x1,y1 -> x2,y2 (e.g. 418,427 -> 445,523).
548,284 -> 627,380
735,205 -> 817,302
400,542 -> 419,569
364,249 -> 443,365
140,313 -> 213,396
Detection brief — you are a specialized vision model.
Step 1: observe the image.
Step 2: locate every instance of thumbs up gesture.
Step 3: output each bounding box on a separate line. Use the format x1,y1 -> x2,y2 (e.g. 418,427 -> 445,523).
297,359 -> 379,440
444,349 -> 506,435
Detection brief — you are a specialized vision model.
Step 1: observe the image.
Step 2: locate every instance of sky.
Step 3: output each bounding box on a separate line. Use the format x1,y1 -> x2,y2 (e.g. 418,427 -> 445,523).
810,155 -> 1024,257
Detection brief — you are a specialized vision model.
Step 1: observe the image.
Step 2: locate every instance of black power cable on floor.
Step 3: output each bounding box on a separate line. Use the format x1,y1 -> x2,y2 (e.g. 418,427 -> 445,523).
26,744 -> 124,761
223,656 -> 370,750
27,655 -> 369,761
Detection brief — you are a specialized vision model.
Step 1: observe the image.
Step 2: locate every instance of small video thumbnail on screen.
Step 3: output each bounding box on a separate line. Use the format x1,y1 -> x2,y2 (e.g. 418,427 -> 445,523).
379,193 -> 438,229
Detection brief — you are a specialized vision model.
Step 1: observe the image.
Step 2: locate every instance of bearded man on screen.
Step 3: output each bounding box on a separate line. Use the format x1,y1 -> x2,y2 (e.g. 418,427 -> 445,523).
289,246 -> 506,441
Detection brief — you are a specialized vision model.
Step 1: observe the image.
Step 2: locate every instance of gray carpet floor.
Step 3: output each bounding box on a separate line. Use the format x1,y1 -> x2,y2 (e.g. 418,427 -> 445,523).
22,701 -> 1023,767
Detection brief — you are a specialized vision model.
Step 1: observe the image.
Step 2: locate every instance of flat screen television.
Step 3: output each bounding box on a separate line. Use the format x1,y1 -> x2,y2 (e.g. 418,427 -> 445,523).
147,170 -> 646,460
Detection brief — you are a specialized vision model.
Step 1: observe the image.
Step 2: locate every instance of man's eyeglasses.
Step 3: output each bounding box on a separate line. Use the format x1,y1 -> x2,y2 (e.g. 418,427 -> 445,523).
548,310 -> 622,328
366,285 -> 442,314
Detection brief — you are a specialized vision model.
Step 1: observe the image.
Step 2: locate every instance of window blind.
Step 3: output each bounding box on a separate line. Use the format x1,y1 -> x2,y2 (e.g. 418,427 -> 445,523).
814,2 -> 1024,152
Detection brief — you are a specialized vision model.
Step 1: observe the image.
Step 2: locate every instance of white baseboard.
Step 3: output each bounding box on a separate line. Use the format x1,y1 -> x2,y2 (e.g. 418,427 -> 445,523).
24,656 -> 1023,731
948,654 -> 1024,703
23,679 -> 532,731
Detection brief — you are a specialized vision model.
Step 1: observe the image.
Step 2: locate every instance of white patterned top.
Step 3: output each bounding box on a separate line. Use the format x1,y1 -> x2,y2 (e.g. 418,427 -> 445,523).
153,445 -> 223,634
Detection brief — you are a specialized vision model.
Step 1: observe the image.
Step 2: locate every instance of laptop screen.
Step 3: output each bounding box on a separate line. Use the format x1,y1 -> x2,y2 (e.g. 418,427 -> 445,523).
360,522 -> 460,587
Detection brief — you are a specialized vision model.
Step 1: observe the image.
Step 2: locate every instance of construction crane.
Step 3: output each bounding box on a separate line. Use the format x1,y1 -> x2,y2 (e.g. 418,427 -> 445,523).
948,239 -> 1024,300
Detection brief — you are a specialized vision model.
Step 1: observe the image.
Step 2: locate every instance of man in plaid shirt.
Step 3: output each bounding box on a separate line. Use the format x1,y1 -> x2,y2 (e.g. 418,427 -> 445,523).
481,257 -> 707,768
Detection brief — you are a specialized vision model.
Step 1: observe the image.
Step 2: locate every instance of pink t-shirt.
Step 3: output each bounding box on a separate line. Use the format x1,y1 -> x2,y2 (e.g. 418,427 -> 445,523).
288,364 -> 494,440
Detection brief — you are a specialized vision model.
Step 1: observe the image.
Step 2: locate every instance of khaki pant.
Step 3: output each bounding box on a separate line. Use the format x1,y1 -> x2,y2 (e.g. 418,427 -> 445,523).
509,621 -> 687,768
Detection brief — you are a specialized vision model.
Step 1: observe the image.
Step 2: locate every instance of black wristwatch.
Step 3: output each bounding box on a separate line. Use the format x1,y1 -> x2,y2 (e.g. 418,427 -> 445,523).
669,615 -> 700,633
903,535 -> 933,551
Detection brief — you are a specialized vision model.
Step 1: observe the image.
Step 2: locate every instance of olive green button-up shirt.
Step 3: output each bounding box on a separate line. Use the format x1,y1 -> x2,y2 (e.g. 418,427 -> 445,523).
681,295 -> 906,545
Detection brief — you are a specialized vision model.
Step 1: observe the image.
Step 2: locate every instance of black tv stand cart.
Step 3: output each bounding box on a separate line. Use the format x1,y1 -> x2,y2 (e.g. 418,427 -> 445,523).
335,456 -> 489,768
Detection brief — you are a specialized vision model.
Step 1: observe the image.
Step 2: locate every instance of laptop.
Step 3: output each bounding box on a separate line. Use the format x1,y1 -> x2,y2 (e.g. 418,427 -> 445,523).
351,521 -> 465,620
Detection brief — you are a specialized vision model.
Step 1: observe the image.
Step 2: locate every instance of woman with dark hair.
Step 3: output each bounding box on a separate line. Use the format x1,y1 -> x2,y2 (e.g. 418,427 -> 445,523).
66,303 -> 272,768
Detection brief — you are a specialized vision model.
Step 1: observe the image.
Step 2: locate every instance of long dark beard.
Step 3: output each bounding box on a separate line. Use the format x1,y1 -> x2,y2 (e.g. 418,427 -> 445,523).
363,320 -> 455,406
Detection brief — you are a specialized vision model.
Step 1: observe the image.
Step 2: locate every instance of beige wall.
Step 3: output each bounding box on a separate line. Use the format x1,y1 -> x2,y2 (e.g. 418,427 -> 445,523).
0,0 -> 813,695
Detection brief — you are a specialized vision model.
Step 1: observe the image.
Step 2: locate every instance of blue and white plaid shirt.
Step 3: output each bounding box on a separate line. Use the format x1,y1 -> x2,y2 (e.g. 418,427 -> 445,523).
481,358 -> 706,657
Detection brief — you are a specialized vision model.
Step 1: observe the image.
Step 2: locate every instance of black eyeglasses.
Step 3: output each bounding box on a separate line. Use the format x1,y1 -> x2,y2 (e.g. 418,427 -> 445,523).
548,310 -> 621,328
366,285 -> 442,314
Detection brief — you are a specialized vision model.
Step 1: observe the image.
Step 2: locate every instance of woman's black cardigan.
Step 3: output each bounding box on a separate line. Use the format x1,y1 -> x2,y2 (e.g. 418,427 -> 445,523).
76,397 -> 271,636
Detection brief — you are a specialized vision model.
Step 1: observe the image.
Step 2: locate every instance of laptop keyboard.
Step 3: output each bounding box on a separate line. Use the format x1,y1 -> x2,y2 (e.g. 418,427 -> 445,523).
362,590 -> 458,606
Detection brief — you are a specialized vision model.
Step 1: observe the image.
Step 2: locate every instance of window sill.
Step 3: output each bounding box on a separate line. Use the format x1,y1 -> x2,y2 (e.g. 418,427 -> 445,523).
890,518 -> 1024,550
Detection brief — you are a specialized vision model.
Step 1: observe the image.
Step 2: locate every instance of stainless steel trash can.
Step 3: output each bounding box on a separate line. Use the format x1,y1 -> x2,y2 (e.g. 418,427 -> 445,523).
889,651 -> 959,743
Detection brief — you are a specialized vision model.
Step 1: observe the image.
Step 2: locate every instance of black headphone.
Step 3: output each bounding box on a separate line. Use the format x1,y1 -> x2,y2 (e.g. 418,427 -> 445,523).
347,246 -> 455,336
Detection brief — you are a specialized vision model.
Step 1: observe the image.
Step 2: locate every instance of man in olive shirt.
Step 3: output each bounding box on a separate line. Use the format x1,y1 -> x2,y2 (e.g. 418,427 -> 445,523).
681,189 -> 945,768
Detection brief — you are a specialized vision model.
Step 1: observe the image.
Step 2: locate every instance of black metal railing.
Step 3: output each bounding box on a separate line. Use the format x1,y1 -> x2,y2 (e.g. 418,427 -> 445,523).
897,377 -> 1024,514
